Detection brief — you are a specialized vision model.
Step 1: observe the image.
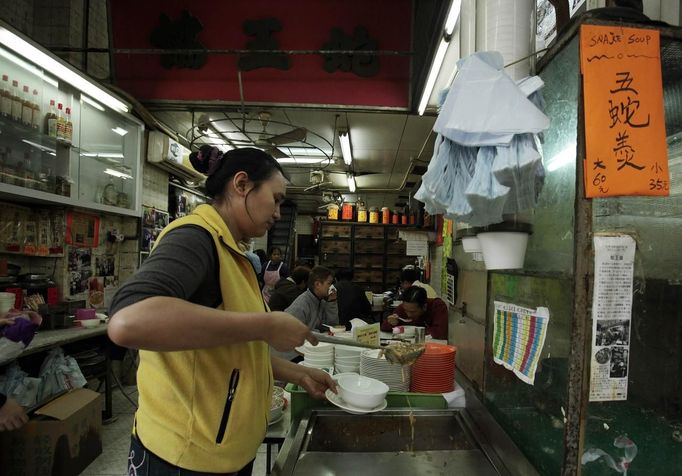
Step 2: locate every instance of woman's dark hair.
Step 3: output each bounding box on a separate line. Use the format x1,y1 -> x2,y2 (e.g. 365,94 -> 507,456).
400,267 -> 419,284
270,247 -> 282,255
189,145 -> 287,198
402,286 -> 427,307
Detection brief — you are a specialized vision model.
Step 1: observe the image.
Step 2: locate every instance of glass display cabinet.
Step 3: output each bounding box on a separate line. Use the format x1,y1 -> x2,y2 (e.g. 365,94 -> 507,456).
0,21 -> 142,217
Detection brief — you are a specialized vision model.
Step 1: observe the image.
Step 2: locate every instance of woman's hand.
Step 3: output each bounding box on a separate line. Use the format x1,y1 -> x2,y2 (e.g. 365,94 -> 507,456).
299,368 -> 337,400
0,398 -> 28,431
265,312 -> 318,351
0,316 -> 16,327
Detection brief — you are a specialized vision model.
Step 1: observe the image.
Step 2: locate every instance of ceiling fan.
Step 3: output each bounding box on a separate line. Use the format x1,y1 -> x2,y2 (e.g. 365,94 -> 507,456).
254,111 -> 307,159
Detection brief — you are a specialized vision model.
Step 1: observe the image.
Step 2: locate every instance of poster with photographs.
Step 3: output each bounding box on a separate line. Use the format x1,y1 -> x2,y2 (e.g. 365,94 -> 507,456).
169,183 -> 208,221
141,206 -> 170,252
589,235 -> 636,402
95,255 -> 116,277
68,248 -> 92,296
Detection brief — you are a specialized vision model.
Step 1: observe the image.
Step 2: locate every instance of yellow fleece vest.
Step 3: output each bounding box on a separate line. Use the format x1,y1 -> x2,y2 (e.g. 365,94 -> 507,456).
135,204 -> 273,472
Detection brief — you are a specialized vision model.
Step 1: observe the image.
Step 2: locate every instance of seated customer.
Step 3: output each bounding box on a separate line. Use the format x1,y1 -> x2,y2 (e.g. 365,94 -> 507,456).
382,286 -> 448,339
273,266 -> 339,361
334,268 -> 372,328
268,266 -> 311,311
400,266 -> 438,298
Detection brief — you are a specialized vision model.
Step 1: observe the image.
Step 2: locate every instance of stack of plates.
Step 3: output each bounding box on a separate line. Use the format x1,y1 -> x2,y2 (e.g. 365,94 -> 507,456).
410,343 -> 457,393
296,342 -> 334,369
359,349 -> 411,392
333,344 -> 363,373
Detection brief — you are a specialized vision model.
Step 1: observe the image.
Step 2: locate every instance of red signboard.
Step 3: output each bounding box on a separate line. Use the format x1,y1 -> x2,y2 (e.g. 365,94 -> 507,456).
109,0 -> 412,108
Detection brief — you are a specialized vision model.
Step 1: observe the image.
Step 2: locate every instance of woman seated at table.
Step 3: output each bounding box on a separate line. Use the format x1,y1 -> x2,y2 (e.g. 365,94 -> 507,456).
381,286 -> 448,340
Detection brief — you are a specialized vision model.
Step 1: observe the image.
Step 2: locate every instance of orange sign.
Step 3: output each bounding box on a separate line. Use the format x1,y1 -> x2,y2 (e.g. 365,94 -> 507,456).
580,25 -> 669,197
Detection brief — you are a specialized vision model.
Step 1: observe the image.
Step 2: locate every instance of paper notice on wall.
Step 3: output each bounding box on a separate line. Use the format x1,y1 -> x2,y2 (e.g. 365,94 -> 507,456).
589,234 -> 636,402
406,240 -> 428,256
492,301 -> 550,385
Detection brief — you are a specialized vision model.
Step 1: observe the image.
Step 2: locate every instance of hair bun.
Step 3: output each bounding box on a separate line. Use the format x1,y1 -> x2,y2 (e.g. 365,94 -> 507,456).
189,145 -> 223,175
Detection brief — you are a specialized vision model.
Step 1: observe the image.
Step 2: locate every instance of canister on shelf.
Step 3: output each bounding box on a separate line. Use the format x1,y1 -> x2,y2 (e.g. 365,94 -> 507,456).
401,213 -> 408,225
391,210 -> 399,225
357,204 -> 367,223
341,202 -> 354,221
381,207 -> 390,224
327,204 -> 339,221
369,207 -> 379,224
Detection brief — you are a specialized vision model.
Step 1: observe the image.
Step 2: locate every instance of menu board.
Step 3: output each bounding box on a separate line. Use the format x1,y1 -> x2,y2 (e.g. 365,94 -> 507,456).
589,234 -> 636,401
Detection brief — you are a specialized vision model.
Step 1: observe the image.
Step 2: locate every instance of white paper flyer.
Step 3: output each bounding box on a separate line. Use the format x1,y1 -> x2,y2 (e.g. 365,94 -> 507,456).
589,234 -> 636,402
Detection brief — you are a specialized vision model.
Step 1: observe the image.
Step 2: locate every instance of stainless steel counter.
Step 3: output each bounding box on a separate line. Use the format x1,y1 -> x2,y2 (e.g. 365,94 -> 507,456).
273,383 -> 539,476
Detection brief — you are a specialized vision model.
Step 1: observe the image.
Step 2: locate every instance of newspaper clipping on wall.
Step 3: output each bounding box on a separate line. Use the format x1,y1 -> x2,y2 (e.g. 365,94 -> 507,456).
589,234 -> 636,401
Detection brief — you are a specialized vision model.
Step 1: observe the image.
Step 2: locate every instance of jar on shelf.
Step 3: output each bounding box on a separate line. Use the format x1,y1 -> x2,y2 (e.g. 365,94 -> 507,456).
381,207 -> 390,224
327,204 -> 339,221
357,205 -> 367,223
341,202 -> 354,221
391,210 -> 400,225
369,207 -> 379,224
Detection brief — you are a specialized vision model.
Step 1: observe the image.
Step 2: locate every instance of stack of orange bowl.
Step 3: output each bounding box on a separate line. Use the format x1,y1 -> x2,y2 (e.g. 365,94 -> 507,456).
410,343 -> 457,393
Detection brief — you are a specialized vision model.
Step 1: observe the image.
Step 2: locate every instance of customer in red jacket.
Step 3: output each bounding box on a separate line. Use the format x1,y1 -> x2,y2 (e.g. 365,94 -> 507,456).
381,286 -> 449,339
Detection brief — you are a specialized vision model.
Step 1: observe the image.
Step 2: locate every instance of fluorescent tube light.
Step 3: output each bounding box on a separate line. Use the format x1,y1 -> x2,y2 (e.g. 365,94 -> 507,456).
0,46 -> 58,88
339,131 -> 352,166
104,168 -> 133,179
276,158 -> 326,165
111,127 -> 128,136
418,0 -> 462,115
82,152 -> 125,159
444,0 -> 462,35
0,26 -> 129,113
81,95 -> 105,111
347,174 -> 356,192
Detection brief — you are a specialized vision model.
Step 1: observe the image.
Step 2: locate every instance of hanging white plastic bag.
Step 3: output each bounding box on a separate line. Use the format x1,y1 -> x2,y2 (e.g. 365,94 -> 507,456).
464,147 -> 510,226
434,52 -> 550,147
444,143 -> 478,220
493,133 -> 543,213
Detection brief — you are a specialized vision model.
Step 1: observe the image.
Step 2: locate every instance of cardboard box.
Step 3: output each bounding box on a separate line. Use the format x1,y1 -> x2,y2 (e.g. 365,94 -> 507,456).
0,388 -> 103,476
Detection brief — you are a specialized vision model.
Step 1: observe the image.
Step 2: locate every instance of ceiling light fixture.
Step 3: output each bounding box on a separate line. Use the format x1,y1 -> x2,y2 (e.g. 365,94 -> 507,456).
347,173 -> 356,193
418,0 -> 462,116
104,167 -> 133,179
81,95 -> 105,112
339,129 -> 353,166
0,26 -> 129,113
277,158 -> 326,165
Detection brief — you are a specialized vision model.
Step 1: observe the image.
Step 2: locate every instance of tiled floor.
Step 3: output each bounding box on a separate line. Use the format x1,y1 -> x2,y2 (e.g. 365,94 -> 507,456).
81,385 -> 273,476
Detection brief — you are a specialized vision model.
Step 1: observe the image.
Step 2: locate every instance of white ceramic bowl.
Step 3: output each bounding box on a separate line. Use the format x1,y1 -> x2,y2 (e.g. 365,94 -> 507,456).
76,319 -> 100,328
337,374 -> 389,409
270,394 -> 284,421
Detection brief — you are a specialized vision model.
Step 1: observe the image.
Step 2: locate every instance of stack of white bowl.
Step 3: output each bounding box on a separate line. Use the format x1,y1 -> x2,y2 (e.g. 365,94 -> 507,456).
0,292 -> 17,314
360,349 -> 411,391
297,342 -> 334,369
333,344 -> 363,373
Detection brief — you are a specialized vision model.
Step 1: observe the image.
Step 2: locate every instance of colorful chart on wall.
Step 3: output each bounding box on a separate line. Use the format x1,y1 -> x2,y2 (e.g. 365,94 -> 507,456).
492,301 -> 550,385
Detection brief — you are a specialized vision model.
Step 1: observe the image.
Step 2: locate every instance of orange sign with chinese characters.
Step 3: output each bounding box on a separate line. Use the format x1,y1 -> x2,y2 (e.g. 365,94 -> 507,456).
580,24 -> 669,197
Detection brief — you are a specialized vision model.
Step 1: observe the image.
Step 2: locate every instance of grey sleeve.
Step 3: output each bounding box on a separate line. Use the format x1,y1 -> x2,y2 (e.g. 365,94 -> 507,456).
322,300 -> 339,326
285,295 -> 313,328
108,226 -> 216,316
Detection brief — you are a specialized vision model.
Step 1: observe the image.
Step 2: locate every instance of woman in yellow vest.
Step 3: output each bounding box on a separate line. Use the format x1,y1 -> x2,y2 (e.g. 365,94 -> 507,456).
108,146 -> 336,475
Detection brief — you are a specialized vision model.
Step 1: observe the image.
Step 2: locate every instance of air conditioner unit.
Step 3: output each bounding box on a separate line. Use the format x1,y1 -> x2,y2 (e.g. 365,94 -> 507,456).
147,130 -> 205,183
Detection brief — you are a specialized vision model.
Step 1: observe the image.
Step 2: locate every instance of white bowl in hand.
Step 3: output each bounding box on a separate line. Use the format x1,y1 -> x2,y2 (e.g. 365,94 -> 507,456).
337,374 -> 388,409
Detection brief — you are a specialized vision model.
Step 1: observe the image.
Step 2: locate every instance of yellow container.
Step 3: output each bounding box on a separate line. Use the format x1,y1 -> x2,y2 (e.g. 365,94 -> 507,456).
327,204 -> 339,220
369,207 -> 379,224
357,206 -> 368,223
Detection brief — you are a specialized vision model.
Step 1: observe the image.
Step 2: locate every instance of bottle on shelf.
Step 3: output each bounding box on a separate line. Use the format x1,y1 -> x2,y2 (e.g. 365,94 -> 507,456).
46,99 -> 57,138
64,107 -> 73,144
0,75 -> 11,117
56,103 -> 65,141
10,80 -> 22,122
21,85 -> 33,127
31,89 -> 40,130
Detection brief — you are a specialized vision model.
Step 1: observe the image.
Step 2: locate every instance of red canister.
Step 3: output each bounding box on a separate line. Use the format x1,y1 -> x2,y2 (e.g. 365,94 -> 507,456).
381,207 -> 390,224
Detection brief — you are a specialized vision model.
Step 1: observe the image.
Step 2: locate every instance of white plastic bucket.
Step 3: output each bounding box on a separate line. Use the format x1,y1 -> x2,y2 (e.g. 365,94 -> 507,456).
461,236 -> 482,253
477,232 -> 529,270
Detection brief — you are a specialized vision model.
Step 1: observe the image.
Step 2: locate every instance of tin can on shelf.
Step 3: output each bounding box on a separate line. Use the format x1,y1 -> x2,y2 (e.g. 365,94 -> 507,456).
369,207 -> 379,224
391,211 -> 399,225
381,207 -> 390,224
357,205 -> 367,223
341,203 -> 354,221
327,204 -> 339,221
401,214 -> 408,225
